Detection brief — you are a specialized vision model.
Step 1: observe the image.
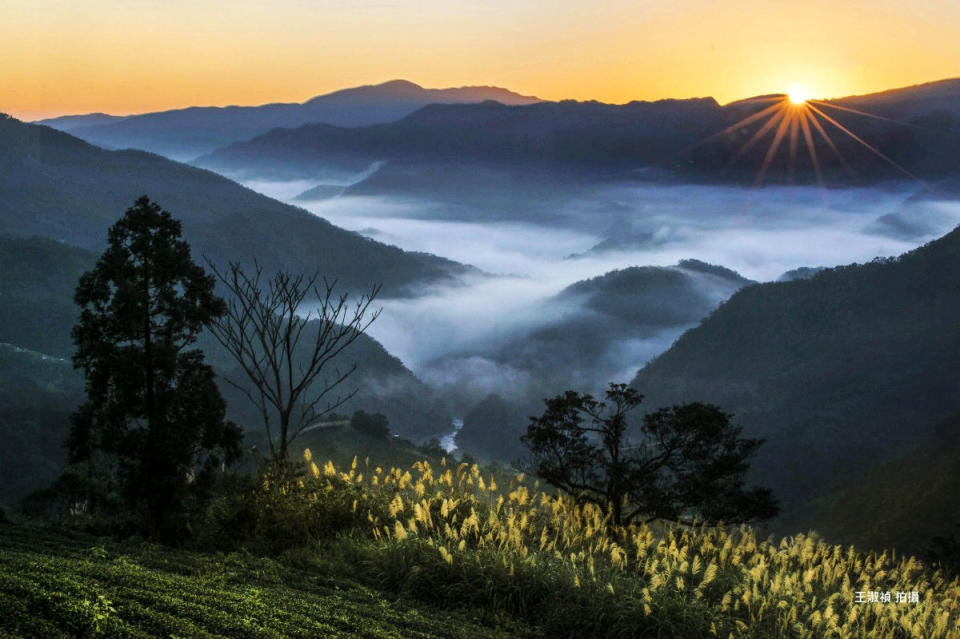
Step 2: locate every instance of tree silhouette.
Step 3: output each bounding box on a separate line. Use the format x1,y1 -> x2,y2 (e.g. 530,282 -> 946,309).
68,196 -> 242,538
522,383 -> 778,526
208,261 -> 380,461
351,410 -> 391,438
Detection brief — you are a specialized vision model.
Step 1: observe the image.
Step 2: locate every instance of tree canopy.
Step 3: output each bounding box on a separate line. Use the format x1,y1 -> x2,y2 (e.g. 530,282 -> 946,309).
522,383 -> 778,526
68,196 -> 242,538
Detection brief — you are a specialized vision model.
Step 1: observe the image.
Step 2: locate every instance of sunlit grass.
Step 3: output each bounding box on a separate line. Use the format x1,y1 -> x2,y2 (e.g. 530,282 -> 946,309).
303,451 -> 960,638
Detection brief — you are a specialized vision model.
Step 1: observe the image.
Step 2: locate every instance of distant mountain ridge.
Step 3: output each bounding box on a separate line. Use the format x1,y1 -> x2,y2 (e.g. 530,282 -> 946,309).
197,79 -> 960,190
35,80 -> 541,161
33,112 -> 127,131
197,97 -> 725,180
830,78 -> 960,119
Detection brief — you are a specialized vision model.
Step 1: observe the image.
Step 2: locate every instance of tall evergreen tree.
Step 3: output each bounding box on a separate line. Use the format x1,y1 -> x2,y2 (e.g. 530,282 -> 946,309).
68,196 -> 241,538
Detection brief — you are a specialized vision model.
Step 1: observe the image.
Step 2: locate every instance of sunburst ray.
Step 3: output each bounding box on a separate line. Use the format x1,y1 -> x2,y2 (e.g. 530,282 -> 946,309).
727,103 -> 788,166
798,109 -> 824,188
806,102 -> 917,179
804,106 -> 854,175
680,89 -> 922,187
755,108 -> 793,185
809,100 -> 918,128
696,101 -> 785,148
787,112 -> 800,183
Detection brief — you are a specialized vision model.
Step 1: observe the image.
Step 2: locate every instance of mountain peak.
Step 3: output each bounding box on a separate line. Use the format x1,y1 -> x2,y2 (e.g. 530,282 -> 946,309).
304,79 -> 539,105
377,79 -> 424,90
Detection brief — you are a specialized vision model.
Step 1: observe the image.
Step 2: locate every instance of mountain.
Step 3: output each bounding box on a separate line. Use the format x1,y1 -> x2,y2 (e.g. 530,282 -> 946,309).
556,259 -> 753,326
197,79 -> 960,192
33,112 -> 127,131
452,260 -> 753,461
37,80 -> 541,161
0,113 -> 469,295
630,223 -> 960,552
684,78 -> 960,184
0,233 -> 451,509
795,414 -> 960,556
0,344 -> 81,511
831,78 -> 960,120
0,236 -> 95,358
197,97 -> 725,181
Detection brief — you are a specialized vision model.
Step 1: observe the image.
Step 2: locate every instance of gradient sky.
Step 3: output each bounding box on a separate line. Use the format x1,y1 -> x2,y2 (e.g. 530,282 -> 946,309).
4,0 -> 960,120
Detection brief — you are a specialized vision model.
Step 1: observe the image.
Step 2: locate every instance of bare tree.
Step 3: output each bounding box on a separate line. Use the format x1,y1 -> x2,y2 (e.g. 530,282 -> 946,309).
208,261 -> 381,460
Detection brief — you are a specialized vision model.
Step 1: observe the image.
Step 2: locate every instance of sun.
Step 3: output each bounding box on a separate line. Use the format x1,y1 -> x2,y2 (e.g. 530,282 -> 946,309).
693,82 -> 916,187
787,85 -> 810,105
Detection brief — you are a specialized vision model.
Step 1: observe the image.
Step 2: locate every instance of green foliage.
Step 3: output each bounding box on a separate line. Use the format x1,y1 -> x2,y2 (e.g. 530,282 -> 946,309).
68,197 -> 242,539
632,225 -> 960,551
81,594 -> 117,636
194,461 -> 379,555
4,448 -> 960,638
344,536 -> 730,638
522,383 -> 778,526
275,453 -> 960,639
0,524 -> 518,639
927,524 -> 960,578
0,236 -> 95,358
351,410 -> 391,438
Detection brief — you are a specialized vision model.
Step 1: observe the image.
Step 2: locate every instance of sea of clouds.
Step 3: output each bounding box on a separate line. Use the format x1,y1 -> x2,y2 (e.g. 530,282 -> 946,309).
244,177 -> 960,411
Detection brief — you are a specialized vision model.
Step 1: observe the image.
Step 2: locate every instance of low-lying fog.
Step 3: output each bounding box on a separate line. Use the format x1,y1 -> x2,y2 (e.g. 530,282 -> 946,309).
243,176 -> 960,440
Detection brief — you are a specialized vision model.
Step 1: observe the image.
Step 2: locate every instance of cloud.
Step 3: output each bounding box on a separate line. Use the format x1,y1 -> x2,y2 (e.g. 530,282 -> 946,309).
246,177 -> 957,411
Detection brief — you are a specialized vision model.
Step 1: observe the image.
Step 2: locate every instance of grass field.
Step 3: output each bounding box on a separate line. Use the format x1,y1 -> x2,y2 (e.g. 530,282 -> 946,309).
3,453 -> 960,638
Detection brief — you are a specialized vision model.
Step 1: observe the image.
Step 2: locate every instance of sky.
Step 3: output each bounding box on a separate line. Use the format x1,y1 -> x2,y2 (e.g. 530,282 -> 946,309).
3,0 -> 960,120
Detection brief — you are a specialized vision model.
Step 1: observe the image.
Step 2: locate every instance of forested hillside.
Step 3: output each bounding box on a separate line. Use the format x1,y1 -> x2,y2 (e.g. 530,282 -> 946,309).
0,114 -> 469,296
0,235 -> 449,510
632,224 -> 960,551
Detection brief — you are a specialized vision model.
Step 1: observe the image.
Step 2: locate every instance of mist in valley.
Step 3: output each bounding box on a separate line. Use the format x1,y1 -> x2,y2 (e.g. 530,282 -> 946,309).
239,172 -> 960,455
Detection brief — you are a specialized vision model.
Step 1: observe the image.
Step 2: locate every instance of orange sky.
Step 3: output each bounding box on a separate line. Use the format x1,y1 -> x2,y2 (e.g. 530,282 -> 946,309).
3,0 -> 960,121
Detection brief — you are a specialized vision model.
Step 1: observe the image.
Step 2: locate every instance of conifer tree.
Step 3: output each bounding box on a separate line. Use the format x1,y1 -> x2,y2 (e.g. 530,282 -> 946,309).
69,196 -> 241,538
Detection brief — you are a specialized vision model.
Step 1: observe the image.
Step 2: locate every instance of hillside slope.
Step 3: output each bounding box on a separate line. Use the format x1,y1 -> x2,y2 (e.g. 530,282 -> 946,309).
0,114 -> 468,296
454,260 -> 754,461
794,414 -> 960,555
0,234 -> 450,509
631,224 -> 960,551
0,524 -> 529,639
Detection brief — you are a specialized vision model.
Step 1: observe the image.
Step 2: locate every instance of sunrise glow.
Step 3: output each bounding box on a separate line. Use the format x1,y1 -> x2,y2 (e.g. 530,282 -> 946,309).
3,0 -> 960,120
787,86 -> 811,105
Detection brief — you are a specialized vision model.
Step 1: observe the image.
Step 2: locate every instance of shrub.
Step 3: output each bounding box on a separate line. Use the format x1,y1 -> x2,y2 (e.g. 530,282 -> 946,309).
926,525 -> 960,578
350,411 -> 391,438
194,457 -> 382,554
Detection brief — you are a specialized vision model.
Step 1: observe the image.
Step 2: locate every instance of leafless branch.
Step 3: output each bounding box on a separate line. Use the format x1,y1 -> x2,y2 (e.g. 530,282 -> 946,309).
206,259 -> 381,460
